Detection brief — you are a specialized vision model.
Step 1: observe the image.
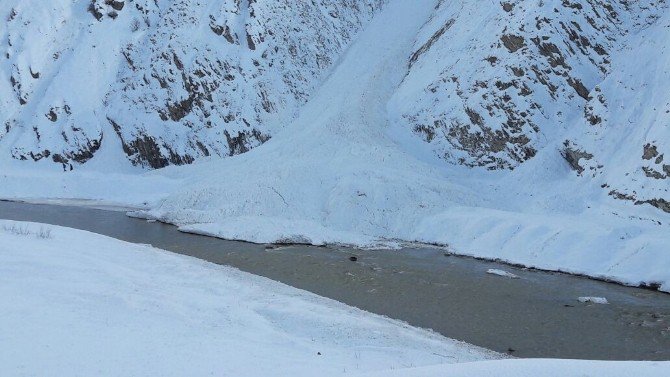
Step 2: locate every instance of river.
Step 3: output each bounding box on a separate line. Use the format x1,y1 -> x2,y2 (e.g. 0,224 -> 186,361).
1,200 -> 668,360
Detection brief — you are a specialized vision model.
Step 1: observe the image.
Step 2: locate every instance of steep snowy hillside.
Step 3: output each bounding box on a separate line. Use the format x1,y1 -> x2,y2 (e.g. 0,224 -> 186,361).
392,0 -> 664,169
570,8 -> 670,214
390,0 -> 669,214
133,0 -> 670,291
0,0 -> 383,169
1,0 -> 669,291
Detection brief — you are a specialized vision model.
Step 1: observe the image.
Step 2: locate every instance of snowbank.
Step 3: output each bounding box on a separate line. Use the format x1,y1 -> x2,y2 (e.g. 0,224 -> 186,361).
2,221 -> 667,376
0,167 -> 180,209
0,219 -> 497,376
359,359 -> 670,377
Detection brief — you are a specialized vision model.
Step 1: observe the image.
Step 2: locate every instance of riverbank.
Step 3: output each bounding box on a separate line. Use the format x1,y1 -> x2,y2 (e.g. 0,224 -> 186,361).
2,201 -> 669,360
0,219 -> 500,376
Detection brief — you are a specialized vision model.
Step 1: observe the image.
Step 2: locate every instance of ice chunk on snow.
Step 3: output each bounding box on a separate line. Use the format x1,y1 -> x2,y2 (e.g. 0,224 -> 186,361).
487,269 -> 520,279
578,297 -> 609,304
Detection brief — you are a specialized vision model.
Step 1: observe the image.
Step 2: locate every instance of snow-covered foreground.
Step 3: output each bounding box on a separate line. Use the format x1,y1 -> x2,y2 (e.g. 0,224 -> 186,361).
0,220 -> 496,375
358,359 -> 670,377
1,220 -> 668,376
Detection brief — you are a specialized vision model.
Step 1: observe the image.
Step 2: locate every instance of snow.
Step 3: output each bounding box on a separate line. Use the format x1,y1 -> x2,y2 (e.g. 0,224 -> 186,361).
131,0 -> 670,293
0,0 -> 384,169
2,220 -> 668,376
129,0 -> 459,248
0,219 -> 498,376
0,164 -> 182,209
358,359 -> 670,377
578,297 -> 609,305
486,269 -> 520,279
2,1 -> 668,374
0,0 -> 669,295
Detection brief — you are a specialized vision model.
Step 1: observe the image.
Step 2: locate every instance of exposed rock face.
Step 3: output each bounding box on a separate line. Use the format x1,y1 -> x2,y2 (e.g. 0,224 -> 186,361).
561,140 -> 594,176
0,0 -> 385,169
88,0 -> 125,21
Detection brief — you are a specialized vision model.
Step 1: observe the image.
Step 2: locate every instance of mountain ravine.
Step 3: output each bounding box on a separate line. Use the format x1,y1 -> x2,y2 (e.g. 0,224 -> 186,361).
1,0 -> 668,213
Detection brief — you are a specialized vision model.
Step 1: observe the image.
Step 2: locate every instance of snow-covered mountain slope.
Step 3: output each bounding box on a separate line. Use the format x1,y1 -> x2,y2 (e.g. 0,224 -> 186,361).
134,0 -> 461,245
570,8 -> 670,213
130,0 -> 670,291
390,0 -> 669,213
0,0 -> 383,169
1,1 -> 669,290
359,359 -> 670,377
392,0 -> 666,168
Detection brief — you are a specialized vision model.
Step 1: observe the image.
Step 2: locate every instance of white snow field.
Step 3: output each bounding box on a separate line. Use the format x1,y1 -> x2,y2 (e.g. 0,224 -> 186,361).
1,220 -> 668,376
358,359 -> 670,377
0,0 -> 669,293
0,220 -> 497,376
